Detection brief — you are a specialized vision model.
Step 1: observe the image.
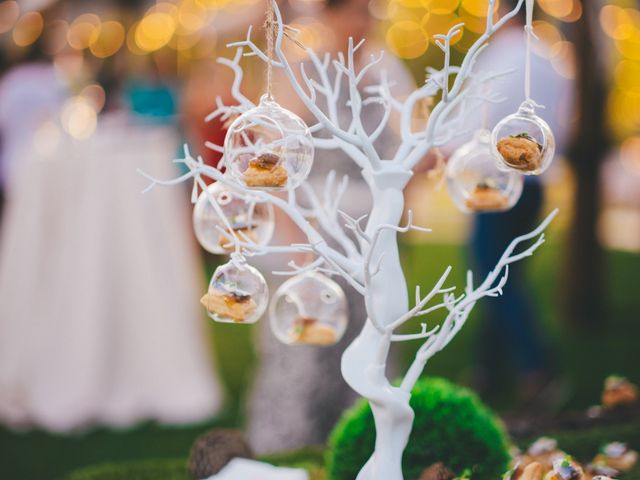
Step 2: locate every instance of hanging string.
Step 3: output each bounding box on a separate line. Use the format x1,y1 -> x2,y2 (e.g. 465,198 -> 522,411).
264,0 -> 276,100
524,0 -> 535,102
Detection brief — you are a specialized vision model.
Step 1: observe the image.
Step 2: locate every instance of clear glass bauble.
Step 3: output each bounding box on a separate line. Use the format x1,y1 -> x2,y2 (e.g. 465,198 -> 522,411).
200,261 -> 268,324
224,95 -> 314,191
446,129 -> 524,213
491,100 -> 555,175
193,182 -> 275,254
269,272 -> 348,346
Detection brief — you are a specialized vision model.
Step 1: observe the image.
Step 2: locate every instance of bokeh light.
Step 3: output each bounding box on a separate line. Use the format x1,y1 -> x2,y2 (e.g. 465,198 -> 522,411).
12,11 -> 43,47
90,21 -> 125,58
67,14 -> 101,50
61,97 -> 97,140
0,1 -> 20,34
386,20 -> 429,59
135,11 -> 176,52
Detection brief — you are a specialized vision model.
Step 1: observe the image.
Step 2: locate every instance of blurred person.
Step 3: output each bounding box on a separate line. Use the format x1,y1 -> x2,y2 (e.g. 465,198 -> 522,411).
246,0 -> 416,453
0,38 -> 222,431
461,1 -> 574,405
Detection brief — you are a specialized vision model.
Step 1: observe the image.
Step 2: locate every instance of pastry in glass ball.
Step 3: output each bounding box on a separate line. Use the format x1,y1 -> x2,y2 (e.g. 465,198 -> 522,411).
544,457 -> 585,480
201,261 -> 268,324
224,95 -> 314,191
491,101 -> 555,175
193,183 -> 274,255
270,272 -> 347,346
593,443 -> 638,473
446,129 -> 523,213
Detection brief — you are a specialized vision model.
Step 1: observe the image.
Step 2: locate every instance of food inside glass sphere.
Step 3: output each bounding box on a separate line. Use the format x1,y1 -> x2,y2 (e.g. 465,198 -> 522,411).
602,375 -> 638,408
465,181 -> 510,211
497,132 -> 543,171
289,316 -> 337,346
519,462 -> 544,480
217,222 -> 258,251
243,152 -> 288,188
593,442 -> 638,473
200,285 -> 256,323
544,457 -> 584,480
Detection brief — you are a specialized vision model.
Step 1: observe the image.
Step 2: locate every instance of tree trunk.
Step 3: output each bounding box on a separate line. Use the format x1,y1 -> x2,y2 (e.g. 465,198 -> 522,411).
563,2 -> 610,330
341,168 -> 414,480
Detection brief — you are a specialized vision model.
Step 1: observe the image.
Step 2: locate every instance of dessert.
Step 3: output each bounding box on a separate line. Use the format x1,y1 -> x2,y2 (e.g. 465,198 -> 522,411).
520,462 -> 544,480
593,442 -> 638,473
243,152 -> 288,188
218,222 -> 258,251
465,182 -> 509,211
544,457 -> 584,480
521,437 -> 565,474
497,132 -> 543,171
290,317 -> 337,346
602,376 -> 638,408
201,287 -> 256,322
585,462 -> 619,479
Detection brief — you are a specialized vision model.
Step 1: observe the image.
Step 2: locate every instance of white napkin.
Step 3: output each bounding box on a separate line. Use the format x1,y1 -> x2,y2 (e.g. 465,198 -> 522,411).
205,458 -> 309,480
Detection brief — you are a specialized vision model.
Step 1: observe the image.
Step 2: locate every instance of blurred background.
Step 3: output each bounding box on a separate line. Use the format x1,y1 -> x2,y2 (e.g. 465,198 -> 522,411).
0,0 -> 638,479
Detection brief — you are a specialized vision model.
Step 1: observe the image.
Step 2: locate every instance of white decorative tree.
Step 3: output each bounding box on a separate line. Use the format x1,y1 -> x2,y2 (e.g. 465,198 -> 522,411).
141,0 -> 557,478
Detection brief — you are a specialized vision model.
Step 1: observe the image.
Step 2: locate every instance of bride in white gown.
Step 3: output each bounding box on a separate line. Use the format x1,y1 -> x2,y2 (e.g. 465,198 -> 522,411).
0,64 -> 222,431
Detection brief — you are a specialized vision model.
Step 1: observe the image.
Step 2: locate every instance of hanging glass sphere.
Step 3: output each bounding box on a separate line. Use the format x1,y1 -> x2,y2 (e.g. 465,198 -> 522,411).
491,100 -> 555,175
446,129 -> 524,213
201,261 -> 268,324
270,272 -> 348,346
193,182 -> 275,254
224,95 -> 314,191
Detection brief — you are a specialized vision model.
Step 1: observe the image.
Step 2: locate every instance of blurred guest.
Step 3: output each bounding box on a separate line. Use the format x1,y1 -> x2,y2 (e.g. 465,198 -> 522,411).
464,1 -> 574,404
246,0 -> 415,453
0,38 -> 222,431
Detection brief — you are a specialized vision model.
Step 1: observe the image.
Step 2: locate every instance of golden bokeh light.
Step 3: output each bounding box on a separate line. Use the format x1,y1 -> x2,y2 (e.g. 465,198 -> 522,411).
12,11 -> 43,47
386,20 -> 429,59
67,14 -> 102,50
422,11 -> 462,45
178,0 -> 208,32
0,1 -> 20,34
458,6 -> 488,34
538,0 -> 573,19
422,0 -> 459,15
459,0 -> 499,18
135,12 -> 176,52
80,84 -> 107,113
90,21 -> 125,58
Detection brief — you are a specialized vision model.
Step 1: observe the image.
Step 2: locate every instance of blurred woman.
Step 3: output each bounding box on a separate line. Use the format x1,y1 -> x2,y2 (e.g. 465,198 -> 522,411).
0,24 -> 221,430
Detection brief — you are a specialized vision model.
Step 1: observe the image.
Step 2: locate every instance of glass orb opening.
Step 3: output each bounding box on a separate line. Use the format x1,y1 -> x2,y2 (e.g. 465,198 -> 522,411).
491,101 -> 555,175
447,129 -> 524,213
224,95 -> 314,191
193,182 -> 275,254
270,272 -> 348,346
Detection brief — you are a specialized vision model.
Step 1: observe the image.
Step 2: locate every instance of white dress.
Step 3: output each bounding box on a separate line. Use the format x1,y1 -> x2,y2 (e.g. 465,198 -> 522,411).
0,112 -> 222,431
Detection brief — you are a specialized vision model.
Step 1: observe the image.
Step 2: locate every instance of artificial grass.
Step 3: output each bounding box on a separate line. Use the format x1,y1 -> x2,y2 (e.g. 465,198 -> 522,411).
1,243 -> 639,479
62,419 -> 640,480
327,378 -> 510,480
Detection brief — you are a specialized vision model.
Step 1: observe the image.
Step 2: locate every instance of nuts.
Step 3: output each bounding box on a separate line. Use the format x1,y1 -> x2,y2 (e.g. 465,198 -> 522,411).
201,288 -> 257,322
465,184 -> 509,211
497,133 -> 543,171
243,152 -> 288,188
290,317 -> 338,346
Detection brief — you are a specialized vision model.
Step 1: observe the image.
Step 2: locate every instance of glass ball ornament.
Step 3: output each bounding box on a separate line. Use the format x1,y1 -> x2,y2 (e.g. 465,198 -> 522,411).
193,182 -> 275,254
200,261 -> 268,324
491,100 -> 555,175
446,129 -> 524,213
269,272 -> 348,346
223,94 -> 314,191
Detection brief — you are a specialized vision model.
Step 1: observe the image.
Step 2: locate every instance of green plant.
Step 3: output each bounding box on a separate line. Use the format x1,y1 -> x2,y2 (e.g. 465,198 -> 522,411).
326,377 -> 510,480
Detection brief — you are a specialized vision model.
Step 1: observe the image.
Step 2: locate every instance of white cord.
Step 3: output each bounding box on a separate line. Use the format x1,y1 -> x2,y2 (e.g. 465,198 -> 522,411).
524,0 -> 535,101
